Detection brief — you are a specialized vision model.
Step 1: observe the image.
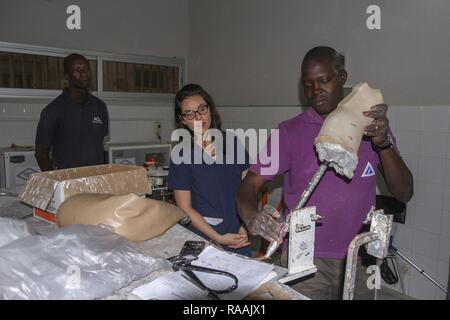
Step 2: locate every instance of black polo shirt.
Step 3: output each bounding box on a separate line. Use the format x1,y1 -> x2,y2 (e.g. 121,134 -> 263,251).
36,89 -> 109,169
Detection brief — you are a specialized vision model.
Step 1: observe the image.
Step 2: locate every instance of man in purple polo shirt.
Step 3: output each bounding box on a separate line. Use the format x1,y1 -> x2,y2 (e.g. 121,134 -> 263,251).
238,46 -> 413,299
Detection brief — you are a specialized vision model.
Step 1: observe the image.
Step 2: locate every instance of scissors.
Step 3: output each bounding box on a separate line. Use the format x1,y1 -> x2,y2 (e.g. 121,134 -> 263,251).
167,254 -> 238,300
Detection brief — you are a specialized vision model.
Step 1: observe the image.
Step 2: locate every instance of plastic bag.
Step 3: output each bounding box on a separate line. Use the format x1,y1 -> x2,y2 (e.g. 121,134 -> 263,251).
0,224 -> 157,300
0,217 -> 31,247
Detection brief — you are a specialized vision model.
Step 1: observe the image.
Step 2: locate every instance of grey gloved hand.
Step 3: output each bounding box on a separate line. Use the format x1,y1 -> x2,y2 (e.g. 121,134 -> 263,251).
247,205 -> 284,243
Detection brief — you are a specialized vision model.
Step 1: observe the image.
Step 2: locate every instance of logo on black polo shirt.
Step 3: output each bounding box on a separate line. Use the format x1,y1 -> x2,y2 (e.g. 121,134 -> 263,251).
92,116 -> 103,125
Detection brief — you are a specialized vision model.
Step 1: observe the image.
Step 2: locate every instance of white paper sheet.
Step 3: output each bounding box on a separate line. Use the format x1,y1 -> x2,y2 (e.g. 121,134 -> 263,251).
131,245 -> 274,300
191,246 -> 274,299
131,271 -> 210,300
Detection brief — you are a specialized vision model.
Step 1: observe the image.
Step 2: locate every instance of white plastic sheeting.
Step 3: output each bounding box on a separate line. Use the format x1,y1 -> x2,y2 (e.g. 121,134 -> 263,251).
0,217 -> 31,247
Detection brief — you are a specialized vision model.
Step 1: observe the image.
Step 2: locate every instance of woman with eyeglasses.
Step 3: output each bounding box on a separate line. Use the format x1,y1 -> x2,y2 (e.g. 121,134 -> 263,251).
168,84 -> 251,256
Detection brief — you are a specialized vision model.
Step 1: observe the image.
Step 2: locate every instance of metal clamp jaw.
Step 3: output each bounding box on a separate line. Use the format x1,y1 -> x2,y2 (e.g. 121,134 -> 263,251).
343,208 -> 394,300
284,207 -> 320,281
362,207 -> 394,259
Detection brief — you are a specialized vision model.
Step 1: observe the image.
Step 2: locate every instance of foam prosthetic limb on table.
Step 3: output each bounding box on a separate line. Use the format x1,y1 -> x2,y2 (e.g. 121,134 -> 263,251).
314,82 -> 384,179
57,193 -> 188,242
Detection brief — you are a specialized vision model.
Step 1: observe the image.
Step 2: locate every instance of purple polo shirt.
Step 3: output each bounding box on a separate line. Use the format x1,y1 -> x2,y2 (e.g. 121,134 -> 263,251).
250,107 -> 398,259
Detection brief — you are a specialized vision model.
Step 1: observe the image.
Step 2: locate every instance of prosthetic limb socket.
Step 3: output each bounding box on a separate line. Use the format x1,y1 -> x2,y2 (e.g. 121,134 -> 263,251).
315,82 -> 384,179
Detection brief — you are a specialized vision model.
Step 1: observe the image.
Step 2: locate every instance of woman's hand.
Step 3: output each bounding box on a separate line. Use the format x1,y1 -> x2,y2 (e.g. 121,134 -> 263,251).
229,226 -> 251,249
218,228 -> 251,249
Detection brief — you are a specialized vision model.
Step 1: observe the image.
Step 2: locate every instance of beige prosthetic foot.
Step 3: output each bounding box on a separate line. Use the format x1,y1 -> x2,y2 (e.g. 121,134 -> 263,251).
314,82 -> 384,179
57,193 -> 188,241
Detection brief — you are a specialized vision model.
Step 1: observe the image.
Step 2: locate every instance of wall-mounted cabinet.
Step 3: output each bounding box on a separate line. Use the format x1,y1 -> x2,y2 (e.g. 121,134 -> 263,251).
0,42 -> 184,100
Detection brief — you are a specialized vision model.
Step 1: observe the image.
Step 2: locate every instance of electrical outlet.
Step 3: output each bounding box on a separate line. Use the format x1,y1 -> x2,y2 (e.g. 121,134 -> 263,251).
154,120 -> 161,139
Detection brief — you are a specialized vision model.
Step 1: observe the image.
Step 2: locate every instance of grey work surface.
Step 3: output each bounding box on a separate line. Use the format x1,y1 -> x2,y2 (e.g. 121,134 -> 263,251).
0,190 -> 308,300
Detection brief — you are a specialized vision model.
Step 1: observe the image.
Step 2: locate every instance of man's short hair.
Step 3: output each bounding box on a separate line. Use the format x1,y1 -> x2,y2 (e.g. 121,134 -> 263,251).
302,46 -> 345,75
63,53 -> 88,74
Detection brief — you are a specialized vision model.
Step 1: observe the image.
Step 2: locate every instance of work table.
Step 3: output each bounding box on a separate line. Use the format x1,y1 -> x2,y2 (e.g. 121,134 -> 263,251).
0,188 -> 307,300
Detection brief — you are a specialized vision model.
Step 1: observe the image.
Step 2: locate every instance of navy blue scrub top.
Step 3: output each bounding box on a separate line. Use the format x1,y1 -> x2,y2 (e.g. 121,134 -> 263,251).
168,135 -> 251,256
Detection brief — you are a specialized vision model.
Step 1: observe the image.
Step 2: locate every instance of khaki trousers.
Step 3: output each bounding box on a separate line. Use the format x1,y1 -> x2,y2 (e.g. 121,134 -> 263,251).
281,250 -> 376,300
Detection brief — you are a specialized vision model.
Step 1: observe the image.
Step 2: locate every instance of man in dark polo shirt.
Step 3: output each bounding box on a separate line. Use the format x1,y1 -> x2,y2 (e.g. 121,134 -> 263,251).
35,53 -> 109,171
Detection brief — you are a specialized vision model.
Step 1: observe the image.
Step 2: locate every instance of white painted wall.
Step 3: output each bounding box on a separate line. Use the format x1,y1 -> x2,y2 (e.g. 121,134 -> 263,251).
0,0 -> 188,58
188,0 -> 450,106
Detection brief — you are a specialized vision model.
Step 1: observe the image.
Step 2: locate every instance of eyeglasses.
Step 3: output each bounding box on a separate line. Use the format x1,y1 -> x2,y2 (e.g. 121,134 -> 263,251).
181,104 -> 209,120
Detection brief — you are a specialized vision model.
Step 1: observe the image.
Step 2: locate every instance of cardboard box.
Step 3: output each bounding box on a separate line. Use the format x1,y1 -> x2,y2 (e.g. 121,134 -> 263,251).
18,164 -> 151,223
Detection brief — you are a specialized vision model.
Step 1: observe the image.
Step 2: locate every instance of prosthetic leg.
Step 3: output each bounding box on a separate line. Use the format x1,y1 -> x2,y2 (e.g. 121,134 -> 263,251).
315,82 -> 384,179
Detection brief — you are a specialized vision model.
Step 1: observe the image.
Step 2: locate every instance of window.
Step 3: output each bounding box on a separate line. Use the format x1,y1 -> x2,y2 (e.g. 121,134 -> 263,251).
103,61 -> 179,94
0,42 -> 184,99
0,51 -> 97,91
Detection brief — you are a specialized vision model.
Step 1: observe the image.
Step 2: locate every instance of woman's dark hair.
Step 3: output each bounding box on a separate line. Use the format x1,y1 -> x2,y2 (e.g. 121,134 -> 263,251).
174,83 -> 222,131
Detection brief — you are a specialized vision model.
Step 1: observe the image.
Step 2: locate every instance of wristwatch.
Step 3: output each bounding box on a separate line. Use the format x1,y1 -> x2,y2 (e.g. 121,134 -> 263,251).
374,134 -> 393,151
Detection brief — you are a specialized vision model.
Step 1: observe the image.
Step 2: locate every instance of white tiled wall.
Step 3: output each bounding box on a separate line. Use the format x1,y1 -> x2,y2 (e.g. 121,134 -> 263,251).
0,99 -> 175,148
106,104 -> 174,144
218,105 -> 302,132
392,106 -> 450,300
219,104 -> 450,300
